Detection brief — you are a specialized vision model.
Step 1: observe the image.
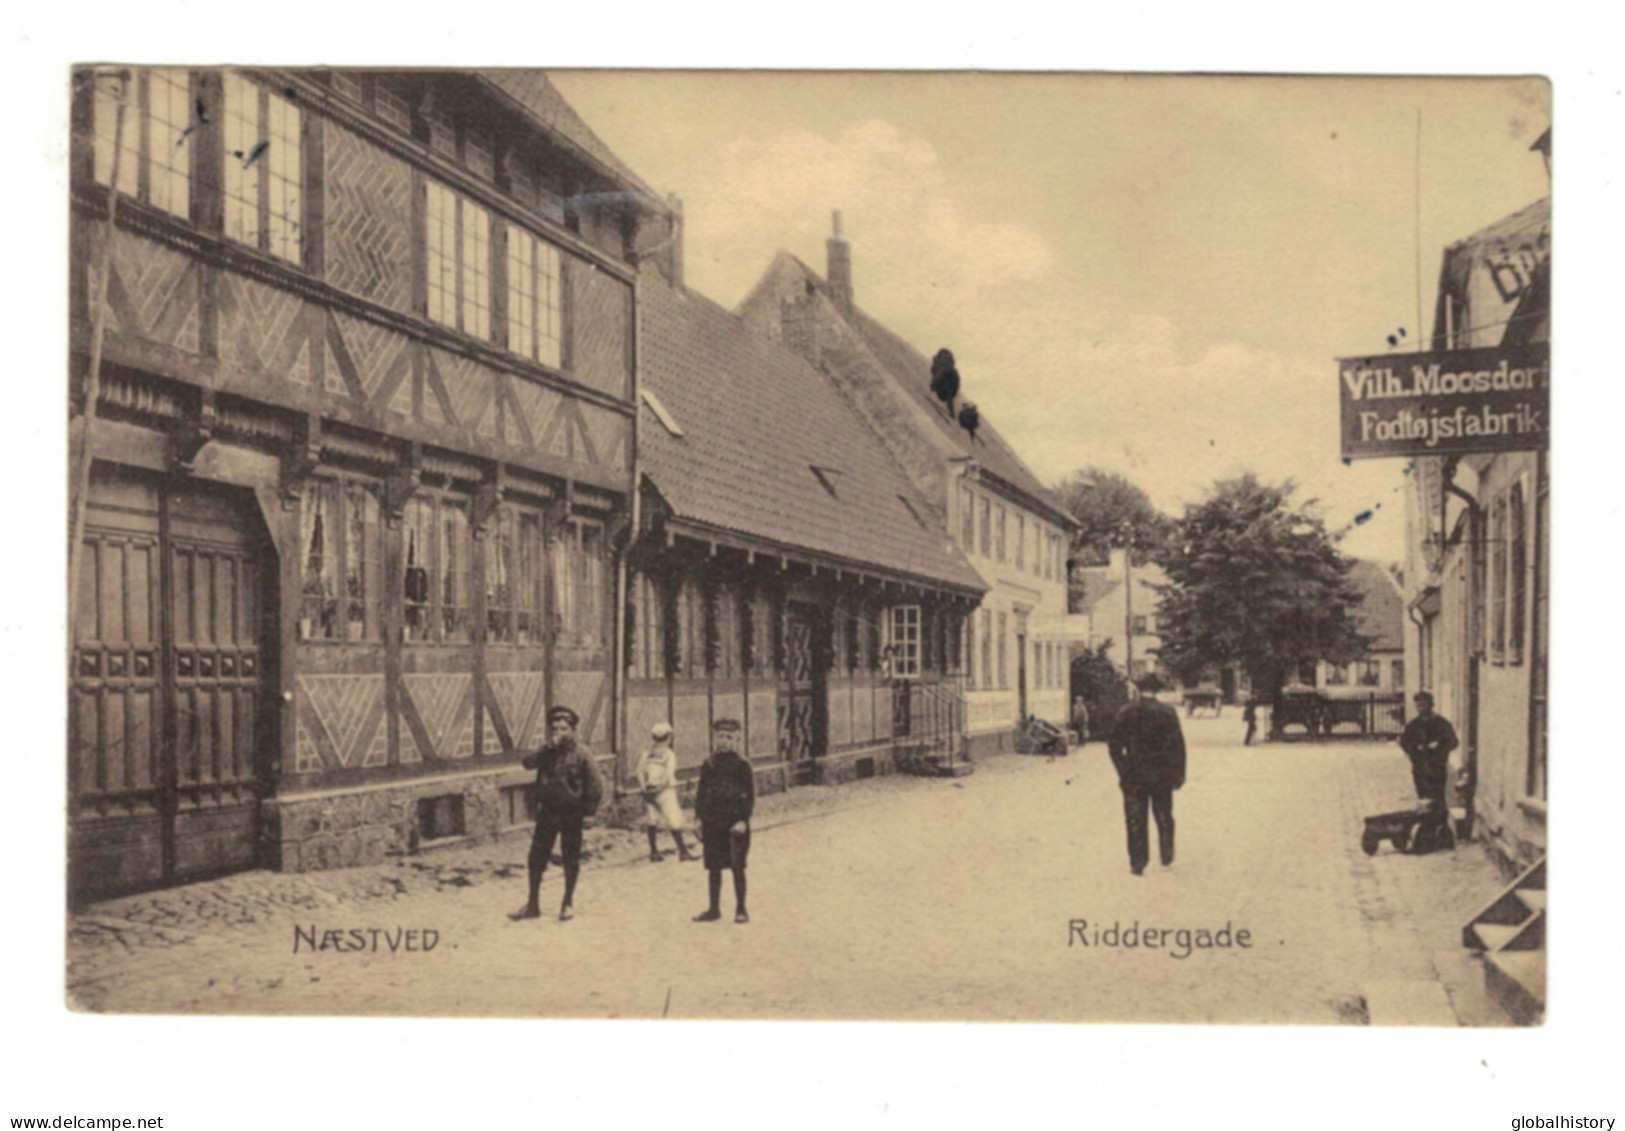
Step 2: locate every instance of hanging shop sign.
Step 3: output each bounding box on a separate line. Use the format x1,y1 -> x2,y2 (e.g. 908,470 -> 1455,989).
1337,342 -> 1549,460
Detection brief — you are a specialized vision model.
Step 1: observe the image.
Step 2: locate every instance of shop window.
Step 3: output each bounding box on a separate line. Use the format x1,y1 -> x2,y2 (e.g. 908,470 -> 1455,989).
515,512 -> 545,646
888,606 -> 921,679
222,71 -> 302,264
506,227 -> 563,369
486,508 -> 516,644
425,180 -> 491,341
344,482 -> 380,641
91,67 -> 193,220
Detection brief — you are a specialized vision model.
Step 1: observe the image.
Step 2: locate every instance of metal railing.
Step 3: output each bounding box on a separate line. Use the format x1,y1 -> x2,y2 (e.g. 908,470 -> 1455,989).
1270,691 -> 1407,741
892,676 -> 968,773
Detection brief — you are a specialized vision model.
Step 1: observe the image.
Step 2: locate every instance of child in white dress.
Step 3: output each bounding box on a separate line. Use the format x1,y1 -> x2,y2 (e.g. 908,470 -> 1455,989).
635,723 -> 698,863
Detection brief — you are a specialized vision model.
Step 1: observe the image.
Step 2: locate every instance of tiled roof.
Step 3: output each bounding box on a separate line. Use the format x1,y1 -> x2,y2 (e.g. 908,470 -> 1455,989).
1347,559 -> 1404,652
1070,568 -> 1122,615
842,301 -> 1067,521
638,270 -> 985,594
476,70 -> 659,201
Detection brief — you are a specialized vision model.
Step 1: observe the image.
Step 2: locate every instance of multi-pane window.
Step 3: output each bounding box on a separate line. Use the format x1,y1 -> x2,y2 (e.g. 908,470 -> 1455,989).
428,113 -> 457,158
344,482 -> 380,640
92,67 -> 192,220
554,519 -> 606,651
465,130 -> 494,180
960,486 -> 975,548
299,478 -> 380,641
425,181 -> 491,340
1490,494 -> 1508,662
329,72 -> 364,104
222,71 -> 302,263
979,497 -> 992,558
1508,482 -> 1526,665
403,497 -> 435,643
1015,515 -> 1026,570
888,606 -> 921,679
487,508 -> 545,646
374,85 -> 411,132
979,610 -> 992,689
506,228 -> 563,368
440,502 -> 471,643
1391,659 -> 1405,691
1325,662 -> 1350,686
997,612 -> 1009,689
748,591 -> 774,677
1358,660 -> 1381,687
996,506 -> 1007,562
400,494 -> 469,645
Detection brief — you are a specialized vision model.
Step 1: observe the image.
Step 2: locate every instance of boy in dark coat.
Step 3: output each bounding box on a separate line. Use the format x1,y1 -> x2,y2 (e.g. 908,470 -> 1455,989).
509,705 -> 604,922
692,718 -> 754,924
1107,680 -> 1188,875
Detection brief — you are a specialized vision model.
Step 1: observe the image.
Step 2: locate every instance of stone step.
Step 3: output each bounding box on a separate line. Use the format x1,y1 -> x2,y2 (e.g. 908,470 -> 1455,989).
1484,949 -> 1545,1026
1469,922 -> 1523,951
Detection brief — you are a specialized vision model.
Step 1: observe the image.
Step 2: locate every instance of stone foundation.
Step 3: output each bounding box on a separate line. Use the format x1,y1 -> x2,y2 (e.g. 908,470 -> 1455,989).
263,766 -> 535,872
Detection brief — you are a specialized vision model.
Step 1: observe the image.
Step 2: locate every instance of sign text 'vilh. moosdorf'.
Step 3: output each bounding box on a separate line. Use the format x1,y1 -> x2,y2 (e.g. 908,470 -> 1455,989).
1337,343 -> 1549,460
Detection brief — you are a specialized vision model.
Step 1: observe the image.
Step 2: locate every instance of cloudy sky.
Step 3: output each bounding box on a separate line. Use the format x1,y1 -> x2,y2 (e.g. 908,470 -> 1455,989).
551,72 -> 1551,562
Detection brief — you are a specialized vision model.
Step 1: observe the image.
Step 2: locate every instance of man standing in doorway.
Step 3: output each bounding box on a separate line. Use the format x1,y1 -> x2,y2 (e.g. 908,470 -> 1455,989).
1399,691 -> 1458,844
1107,679 -> 1188,876
510,705 -> 604,922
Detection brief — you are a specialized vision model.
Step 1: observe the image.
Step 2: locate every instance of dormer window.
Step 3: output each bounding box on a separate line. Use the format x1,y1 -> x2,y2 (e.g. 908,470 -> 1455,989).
810,466 -> 843,499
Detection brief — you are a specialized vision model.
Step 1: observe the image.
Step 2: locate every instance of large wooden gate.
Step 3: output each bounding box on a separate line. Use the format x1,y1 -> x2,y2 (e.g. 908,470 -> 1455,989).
70,466 -> 274,900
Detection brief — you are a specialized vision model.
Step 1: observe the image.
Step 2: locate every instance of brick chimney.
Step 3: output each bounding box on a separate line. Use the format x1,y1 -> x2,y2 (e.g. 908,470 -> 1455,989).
827,210 -> 853,315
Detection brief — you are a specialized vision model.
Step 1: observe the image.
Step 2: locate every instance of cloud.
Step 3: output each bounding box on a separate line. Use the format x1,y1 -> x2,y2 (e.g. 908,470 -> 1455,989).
680,119 -> 1056,308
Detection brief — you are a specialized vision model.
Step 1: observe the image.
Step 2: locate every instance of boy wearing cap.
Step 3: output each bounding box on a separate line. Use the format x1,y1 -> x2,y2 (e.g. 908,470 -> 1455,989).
636,723 -> 699,863
510,705 -> 604,922
692,718 -> 754,924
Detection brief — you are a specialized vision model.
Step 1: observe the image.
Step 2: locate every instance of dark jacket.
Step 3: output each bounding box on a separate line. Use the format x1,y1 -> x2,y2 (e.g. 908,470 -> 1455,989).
1400,714 -> 1458,765
694,749 -> 755,828
1108,698 -> 1188,791
524,738 -> 604,818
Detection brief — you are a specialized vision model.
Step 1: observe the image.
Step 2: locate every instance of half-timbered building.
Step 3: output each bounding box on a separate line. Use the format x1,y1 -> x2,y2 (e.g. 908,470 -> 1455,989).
68,68 -> 659,898
626,264 -> 986,792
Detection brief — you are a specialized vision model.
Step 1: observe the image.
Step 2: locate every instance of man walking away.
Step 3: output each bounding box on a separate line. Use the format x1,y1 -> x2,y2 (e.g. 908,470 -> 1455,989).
510,705 -> 604,922
693,718 -> 754,924
1108,679 -> 1188,876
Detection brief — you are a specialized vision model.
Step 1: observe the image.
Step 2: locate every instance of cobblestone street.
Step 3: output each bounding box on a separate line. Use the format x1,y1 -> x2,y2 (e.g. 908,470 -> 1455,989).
67,715 -> 1515,1025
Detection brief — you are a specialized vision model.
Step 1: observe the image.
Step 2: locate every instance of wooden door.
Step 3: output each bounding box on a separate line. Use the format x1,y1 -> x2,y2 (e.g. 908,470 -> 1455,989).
779,603 -> 828,784
71,467 -> 272,899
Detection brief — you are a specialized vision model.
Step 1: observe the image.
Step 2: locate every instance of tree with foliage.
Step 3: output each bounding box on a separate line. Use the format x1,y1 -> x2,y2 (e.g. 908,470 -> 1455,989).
1069,640 -> 1129,724
1053,467 -> 1174,566
1152,474 -> 1372,701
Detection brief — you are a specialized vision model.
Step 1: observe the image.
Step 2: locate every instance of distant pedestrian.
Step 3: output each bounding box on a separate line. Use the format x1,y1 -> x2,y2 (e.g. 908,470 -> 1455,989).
636,722 -> 698,863
1107,678 -> 1188,876
1399,691 -> 1458,842
692,718 -> 754,924
1071,696 -> 1090,744
1242,699 -> 1258,746
510,706 -> 604,922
